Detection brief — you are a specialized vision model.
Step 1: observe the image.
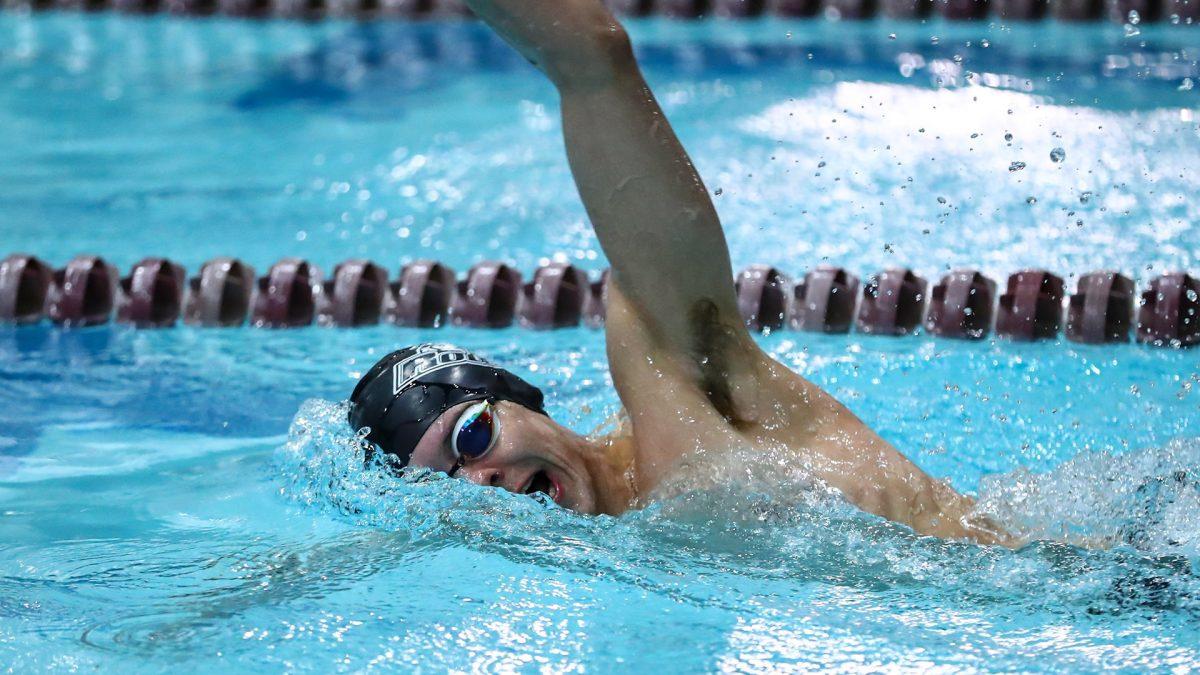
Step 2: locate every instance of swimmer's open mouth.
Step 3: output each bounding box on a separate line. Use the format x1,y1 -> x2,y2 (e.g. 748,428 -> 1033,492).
523,470 -> 560,502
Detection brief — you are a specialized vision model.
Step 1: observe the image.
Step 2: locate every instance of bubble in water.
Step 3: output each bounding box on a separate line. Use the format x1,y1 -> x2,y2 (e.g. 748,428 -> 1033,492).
714,188 -> 724,196
1009,161 -> 1027,172
937,196 -> 948,204
1050,147 -> 1066,163
1004,133 -> 1014,142
1181,78 -> 1195,91
888,33 -> 897,40
1026,196 -> 1038,204
1080,191 -> 1093,203
1127,9 -> 1141,24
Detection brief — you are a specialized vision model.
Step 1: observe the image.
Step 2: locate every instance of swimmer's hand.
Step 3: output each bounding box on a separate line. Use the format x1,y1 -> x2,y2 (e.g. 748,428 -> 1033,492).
462,0 -> 636,90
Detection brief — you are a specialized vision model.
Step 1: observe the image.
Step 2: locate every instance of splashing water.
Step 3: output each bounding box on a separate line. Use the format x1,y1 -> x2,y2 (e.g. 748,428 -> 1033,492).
975,442 -> 1200,560
279,400 -> 1200,633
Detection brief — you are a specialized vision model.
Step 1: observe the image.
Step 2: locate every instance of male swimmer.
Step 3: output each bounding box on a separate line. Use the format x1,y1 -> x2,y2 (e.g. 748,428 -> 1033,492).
349,0 -> 1014,546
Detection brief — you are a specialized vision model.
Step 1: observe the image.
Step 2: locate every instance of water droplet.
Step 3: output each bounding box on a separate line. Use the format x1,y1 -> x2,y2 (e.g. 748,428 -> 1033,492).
981,39 -> 990,48
818,161 -> 827,168
888,33 -> 897,40
1124,23 -> 1141,37
1180,78 -> 1195,91
1127,9 -> 1141,24
1026,196 -> 1038,204
1009,161 -> 1027,172
937,196 -> 947,204
930,36 -> 940,45
1079,191 -> 1093,203
883,243 -> 895,253
1050,147 -> 1066,163
714,187 -> 724,196
1187,289 -> 1198,302
1004,133 -> 1013,142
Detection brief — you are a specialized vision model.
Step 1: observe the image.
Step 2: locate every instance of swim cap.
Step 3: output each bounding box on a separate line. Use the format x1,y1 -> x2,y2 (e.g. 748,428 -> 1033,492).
348,343 -> 546,466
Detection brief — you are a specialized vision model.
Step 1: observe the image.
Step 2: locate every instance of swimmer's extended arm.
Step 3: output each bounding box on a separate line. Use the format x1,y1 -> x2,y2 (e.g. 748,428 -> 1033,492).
462,0 -> 748,360
462,0 -> 1016,546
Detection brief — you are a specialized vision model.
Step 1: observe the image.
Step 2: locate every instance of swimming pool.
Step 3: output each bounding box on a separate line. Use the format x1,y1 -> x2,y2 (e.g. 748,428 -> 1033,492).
2,12 -> 1200,671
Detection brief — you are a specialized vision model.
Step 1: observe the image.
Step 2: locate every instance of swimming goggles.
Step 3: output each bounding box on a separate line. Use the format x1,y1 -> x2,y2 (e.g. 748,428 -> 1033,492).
447,400 -> 500,477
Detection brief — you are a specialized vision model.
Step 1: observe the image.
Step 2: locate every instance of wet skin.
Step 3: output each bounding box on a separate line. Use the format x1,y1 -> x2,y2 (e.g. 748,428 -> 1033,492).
405,0 -> 1016,546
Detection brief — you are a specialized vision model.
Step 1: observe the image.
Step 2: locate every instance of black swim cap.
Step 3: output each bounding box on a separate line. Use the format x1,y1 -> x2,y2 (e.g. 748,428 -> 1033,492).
348,343 -> 546,466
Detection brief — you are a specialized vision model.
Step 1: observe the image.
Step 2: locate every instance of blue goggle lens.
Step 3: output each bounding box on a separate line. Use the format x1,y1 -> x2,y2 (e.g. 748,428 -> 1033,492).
452,401 -> 498,460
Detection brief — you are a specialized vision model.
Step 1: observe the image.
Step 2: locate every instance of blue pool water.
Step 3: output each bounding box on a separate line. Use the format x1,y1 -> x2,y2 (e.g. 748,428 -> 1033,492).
2,12 -> 1200,671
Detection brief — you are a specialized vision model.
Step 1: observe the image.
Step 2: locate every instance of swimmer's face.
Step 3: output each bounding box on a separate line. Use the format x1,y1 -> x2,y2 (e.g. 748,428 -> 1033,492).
406,400 -> 599,514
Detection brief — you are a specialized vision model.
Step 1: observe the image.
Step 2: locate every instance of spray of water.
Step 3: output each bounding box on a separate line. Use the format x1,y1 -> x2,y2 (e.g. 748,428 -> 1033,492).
277,399 -> 1200,618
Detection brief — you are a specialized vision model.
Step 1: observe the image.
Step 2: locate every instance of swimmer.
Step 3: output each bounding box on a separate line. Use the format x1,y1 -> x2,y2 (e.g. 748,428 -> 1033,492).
349,0 -> 1015,546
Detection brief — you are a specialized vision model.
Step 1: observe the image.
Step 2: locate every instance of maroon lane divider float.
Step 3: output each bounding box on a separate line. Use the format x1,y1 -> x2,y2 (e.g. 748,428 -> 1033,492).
252,258 -> 321,328
1065,271 -> 1134,344
392,260 -> 456,328
117,257 -> 186,328
1,253 -> 1197,348
0,254 -> 54,326
452,261 -> 523,329
518,263 -> 590,330
1137,272 -> 1200,347
926,269 -> 997,340
735,265 -> 792,332
185,258 -> 256,327
317,259 -> 389,328
793,266 -> 860,333
996,270 -> 1064,341
857,268 -> 927,336
46,255 -> 119,328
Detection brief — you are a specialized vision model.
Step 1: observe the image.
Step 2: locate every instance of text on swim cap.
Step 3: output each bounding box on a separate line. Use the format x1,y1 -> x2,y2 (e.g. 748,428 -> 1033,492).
391,344 -> 492,395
